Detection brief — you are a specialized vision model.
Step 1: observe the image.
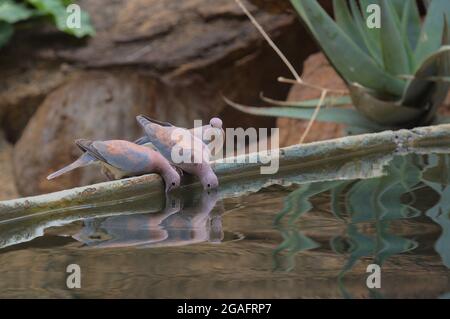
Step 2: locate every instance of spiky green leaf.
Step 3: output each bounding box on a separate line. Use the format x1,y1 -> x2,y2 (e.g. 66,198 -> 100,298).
415,0 -> 450,66
290,0 -> 405,96
260,93 -> 352,108
379,0 -> 411,76
402,45 -> 450,123
333,0 -> 367,53
348,0 -> 383,66
349,83 -> 424,126
401,0 -> 421,52
224,96 -> 385,131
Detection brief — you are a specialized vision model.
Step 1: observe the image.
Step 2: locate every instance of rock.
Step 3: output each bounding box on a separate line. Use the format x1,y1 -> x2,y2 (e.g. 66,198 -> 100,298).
440,91 -> 450,116
5,0 -> 320,196
277,53 -> 347,147
0,61 -> 68,144
248,0 -> 334,14
13,71 -> 156,196
0,133 -> 19,201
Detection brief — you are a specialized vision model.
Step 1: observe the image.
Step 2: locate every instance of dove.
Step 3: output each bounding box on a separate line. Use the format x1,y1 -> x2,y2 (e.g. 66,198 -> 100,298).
136,115 -> 219,190
47,139 -> 181,192
134,115 -> 225,151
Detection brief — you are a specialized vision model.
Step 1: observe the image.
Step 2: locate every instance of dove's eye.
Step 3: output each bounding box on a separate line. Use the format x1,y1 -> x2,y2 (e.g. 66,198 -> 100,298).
172,182 -> 176,186
207,184 -> 211,188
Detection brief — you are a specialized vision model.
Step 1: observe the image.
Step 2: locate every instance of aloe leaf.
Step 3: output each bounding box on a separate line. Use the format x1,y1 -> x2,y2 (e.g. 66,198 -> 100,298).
224,96 -> 385,131
359,0 -> 383,61
423,0 -> 432,9
403,45 -> 450,124
415,0 -> 450,66
290,0 -> 405,96
349,84 -> 424,126
418,76 -> 450,82
348,0 -> 382,65
389,0 -> 407,17
333,0 -> 367,53
0,20 -> 13,48
379,0 -> 411,75
401,0 -> 421,52
260,93 -> 352,108
403,45 -> 450,105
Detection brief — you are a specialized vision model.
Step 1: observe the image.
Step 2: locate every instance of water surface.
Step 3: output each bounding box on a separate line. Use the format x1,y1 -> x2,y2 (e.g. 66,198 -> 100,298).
1,153 -> 450,298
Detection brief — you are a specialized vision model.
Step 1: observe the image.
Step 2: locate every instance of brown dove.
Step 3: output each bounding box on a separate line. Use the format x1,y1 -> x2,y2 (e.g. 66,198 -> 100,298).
47,139 -> 181,192
136,115 -> 220,190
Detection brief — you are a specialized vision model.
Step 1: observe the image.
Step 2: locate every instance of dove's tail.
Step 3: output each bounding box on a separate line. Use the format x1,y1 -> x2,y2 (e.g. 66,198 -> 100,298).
47,152 -> 95,180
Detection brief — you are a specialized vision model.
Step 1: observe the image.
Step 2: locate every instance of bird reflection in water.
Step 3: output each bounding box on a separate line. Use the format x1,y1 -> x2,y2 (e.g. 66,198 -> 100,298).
73,191 -> 223,248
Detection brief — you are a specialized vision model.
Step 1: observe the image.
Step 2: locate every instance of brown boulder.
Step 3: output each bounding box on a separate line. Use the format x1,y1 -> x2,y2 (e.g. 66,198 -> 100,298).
5,0 -> 323,196
13,71 -> 155,196
0,132 -> 19,200
277,53 -> 347,147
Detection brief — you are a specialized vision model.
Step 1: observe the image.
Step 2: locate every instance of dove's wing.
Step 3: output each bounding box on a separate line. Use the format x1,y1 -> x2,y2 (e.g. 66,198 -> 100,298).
145,124 -> 210,164
76,140 -> 153,174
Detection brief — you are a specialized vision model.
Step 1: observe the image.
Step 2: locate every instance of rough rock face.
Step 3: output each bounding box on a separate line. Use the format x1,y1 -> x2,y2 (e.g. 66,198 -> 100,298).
0,133 -> 18,200
13,71 -> 155,195
5,0 -> 318,196
277,53 -> 348,147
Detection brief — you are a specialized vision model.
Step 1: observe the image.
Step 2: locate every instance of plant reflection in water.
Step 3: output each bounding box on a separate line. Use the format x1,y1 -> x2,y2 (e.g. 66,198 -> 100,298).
274,153 -> 450,298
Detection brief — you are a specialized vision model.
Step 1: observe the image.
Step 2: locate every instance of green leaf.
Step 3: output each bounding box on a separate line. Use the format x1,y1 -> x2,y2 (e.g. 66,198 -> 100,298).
389,0 -> 407,17
349,83 -> 424,127
402,45 -> 450,124
359,0 -> 382,58
0,20 -> 13,48
349,0 -> 383,66
333,0 -> 369,55
27,0 -> 94,38
379,0 -> 411,76
415,0 -> 450,66
224,96 -> 385,131
401,0 -> 421,52
0,0 -> 35,23
260,93 -> 352,108
290,0 -> 405,96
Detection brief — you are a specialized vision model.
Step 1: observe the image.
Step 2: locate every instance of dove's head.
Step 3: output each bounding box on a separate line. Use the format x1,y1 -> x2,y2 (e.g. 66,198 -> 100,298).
209,117 -> 223,129
162,165 -> 181,193
200,165 -> 219,190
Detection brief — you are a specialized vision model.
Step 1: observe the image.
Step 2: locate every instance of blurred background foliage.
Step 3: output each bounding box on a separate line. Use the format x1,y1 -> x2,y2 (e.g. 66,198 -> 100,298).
0,0 -> 94,48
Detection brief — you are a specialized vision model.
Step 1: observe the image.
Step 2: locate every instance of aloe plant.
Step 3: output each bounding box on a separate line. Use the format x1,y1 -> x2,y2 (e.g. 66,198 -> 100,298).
227,0 -> 450,132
